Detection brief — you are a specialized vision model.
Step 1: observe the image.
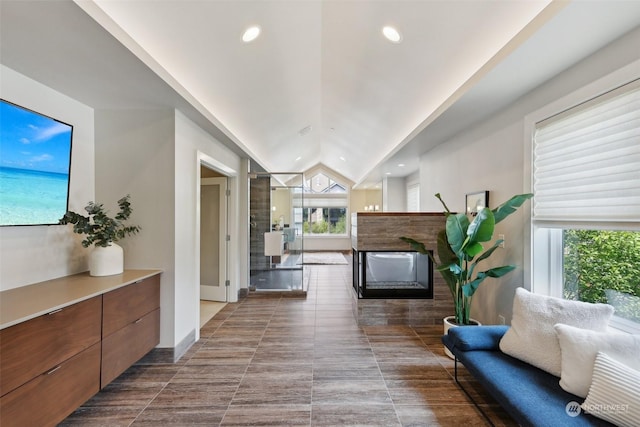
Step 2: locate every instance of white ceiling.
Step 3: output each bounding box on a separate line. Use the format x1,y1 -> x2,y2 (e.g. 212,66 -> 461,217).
2,1 -> 640,188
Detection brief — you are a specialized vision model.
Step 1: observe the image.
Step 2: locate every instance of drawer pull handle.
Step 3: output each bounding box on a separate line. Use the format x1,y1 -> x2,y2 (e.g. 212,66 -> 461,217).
46,365 -> 62,375
134,318 -> 143,324
47,308 -> 63,315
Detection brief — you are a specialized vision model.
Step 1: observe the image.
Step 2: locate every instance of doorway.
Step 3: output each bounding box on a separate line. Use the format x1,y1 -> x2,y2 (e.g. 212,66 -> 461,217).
195,152 -> 241,341
200,175 -> 228,302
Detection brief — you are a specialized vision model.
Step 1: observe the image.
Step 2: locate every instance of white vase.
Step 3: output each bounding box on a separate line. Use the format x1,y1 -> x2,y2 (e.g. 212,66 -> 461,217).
443,315 -> 481,359
89,243 -> 124,276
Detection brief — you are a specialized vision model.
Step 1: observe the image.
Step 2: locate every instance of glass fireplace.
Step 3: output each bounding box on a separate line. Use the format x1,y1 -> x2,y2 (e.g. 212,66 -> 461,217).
352,250 -> 433,299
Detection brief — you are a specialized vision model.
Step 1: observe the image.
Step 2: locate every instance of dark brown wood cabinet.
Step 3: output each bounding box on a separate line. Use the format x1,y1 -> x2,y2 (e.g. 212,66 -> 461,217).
0,270 -> 161,427
102,308 -> 160,385
102,273 -> 160,337
101,274 -> 160,386
0,343 -> 101,427
0,296 -> 102,397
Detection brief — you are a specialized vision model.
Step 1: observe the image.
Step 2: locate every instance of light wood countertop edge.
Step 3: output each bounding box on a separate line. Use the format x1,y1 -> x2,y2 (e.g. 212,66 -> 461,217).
0,269 -> 162,330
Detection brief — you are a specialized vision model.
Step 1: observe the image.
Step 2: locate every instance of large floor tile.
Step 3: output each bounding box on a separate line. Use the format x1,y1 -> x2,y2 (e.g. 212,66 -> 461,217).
61,263 -> 514,427
60,407 -> 141,426
311,404 -> 401,426
221,404 -> 311,426
131,405 -> 227,426
312,379 -> 392,405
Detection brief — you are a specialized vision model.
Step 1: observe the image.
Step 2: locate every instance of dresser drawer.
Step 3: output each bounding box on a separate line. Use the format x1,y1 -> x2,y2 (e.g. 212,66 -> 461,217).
102,274 -> 160,337
0,296 -> 102,396
101,308 -> 160,386
0,342 -> 101,427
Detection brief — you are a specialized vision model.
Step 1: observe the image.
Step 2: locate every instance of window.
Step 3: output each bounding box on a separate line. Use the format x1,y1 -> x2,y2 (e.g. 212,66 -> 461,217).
300,207 -> 347,234
304,173 -> 346,195
563,230 -> 640,325
530,78 -> 640,332
295,171 -> 349,236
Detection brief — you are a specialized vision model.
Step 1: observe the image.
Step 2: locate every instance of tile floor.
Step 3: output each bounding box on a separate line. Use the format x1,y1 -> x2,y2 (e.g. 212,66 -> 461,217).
60,264 -> 516,426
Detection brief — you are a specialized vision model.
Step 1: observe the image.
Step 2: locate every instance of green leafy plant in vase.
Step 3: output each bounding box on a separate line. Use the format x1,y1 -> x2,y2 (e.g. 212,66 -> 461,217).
401,192 -> 533,326
59,195 -> 141,276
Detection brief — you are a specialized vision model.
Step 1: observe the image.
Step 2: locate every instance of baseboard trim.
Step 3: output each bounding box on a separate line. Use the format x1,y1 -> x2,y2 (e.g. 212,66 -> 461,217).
173,329 -> 196,362
141,329 -> 197,364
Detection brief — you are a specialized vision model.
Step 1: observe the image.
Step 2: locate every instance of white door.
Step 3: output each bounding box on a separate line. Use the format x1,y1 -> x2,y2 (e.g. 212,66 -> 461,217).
200,177 -> 227,301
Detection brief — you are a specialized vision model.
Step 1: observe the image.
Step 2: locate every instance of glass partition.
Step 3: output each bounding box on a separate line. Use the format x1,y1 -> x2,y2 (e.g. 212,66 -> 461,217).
249,172 -> 304,291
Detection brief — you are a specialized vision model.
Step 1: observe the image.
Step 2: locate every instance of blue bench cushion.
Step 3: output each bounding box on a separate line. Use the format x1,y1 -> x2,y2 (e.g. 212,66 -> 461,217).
442,326 -> 615,427
443,325 -> 508,351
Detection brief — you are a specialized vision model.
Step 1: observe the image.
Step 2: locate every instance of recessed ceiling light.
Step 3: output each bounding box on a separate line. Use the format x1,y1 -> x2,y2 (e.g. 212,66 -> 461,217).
397,163 -> 405,167
382,26 -> 402,43
242,26 -> 261,43
295,156 -> 302,161
339,156 -> 346,162
385,172 -> 392,175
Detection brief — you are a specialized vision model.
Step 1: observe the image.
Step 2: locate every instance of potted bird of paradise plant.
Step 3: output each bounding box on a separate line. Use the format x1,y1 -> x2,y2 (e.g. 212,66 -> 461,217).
401,192 -> 532,355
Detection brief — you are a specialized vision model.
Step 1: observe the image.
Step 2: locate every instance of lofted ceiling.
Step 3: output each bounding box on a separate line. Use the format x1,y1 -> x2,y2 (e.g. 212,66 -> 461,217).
2,1 -> 640,188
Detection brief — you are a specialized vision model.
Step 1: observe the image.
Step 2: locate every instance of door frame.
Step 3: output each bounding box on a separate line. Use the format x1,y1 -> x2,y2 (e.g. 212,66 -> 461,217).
195,150 -> 239,343
200,177 -> 227,301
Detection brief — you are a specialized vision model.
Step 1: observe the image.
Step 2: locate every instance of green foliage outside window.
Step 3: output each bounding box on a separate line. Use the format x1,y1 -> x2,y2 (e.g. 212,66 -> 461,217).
563,230 -> 640,323
302,207 -> 346,235
311,220 -> 328,234
330,215 -> 346,234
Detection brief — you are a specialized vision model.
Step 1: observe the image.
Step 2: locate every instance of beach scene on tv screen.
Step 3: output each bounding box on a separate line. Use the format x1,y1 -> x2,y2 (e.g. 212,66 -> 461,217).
0,100 -> 73,226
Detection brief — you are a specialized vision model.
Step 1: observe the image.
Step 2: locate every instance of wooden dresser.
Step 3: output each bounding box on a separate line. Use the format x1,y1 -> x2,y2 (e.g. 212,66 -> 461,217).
0,270 -> 161,427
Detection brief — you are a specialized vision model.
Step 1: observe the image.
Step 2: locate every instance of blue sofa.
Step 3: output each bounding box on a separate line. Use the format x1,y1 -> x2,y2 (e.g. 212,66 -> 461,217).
442,325 -> 615,427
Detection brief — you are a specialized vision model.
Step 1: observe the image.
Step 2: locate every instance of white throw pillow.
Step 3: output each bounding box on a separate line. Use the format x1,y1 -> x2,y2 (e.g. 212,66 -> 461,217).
499,288 -> 614,376
554,323 -> 640,397
582,352 -> 640,427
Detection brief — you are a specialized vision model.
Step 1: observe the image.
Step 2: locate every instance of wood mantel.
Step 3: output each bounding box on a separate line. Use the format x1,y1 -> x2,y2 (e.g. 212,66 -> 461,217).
351,212 -> 446,252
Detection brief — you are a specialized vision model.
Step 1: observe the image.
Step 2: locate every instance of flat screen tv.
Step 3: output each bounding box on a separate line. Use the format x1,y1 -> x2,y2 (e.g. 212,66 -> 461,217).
0,99 -> 73,226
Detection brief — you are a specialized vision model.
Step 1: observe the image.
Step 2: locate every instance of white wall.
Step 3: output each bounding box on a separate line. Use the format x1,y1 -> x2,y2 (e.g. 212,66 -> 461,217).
174,110 -> 243,343
93,109 -> 245,349
383,177 -> 405,212
419,26 -> 640,325
405,171 -> 420,187
271,188 -> 291,225
238,159 -> 250,292
0,66 -> 248,353
420,122 -> 525,325
304,236 -> 351,251
0,66 -> 94,290
351,189 -> 382,212
94,108 -> 176,347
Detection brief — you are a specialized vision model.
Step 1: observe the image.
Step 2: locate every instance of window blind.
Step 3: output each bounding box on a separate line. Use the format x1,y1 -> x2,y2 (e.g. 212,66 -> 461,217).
533,80 -> 640,223
292,194 -> 347,208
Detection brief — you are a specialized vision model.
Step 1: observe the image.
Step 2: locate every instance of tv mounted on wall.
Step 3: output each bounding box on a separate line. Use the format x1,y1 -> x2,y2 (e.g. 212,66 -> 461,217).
0,99 -> 73,226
